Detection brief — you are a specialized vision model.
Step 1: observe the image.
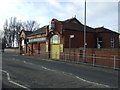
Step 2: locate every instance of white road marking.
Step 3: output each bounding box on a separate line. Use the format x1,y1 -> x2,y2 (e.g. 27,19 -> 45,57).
75,76 -> 110,87
23,61 -> 32,65
40,66 -> 110,88
41,66 -> 56,72
7,58 -> 110,88
0,69 -> 30,90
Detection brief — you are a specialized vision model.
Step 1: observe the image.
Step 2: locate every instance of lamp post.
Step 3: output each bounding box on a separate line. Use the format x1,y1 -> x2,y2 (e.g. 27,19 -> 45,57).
83,0 -> 87,62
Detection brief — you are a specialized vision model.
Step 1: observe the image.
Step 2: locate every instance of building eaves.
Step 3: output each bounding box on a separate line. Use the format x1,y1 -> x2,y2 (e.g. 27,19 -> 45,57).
24,31 -> 33,36
63,22 -> 95,32
62,17 -> 82,24
28,25 -> 48,37
95,27 -> 119,34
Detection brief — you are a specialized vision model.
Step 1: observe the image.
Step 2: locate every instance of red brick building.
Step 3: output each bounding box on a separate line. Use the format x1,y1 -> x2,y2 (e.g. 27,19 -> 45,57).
19,30 -> 33,54
19,17 -> 119,59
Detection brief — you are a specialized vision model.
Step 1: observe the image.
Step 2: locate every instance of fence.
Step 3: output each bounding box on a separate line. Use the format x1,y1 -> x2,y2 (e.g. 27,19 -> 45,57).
60,52 -> 120,70
31,51 -> 120,70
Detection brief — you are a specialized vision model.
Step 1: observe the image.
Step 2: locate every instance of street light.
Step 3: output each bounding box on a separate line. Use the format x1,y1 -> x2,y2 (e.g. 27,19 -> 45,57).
83,0 -> 87,62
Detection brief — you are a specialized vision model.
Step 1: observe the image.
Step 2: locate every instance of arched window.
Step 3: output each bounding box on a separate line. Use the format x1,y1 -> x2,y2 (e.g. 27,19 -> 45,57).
50,35 -> 60,44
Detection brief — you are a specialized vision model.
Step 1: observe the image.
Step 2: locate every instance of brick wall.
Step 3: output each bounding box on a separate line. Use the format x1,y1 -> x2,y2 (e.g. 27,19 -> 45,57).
63,30 -> 96,48
60,48 -> 120,68
97,33 -> 119,48
24,42 -> 48,58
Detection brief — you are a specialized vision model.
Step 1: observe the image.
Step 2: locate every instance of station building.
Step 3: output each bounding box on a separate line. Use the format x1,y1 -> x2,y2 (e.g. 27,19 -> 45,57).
19,17 -> 119,59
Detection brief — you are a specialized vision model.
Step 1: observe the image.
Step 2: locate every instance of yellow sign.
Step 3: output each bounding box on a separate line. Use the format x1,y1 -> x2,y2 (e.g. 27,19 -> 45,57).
50,44 -> 60,59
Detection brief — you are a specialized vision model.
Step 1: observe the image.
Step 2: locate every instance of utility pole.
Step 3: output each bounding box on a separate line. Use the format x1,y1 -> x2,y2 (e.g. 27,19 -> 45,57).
83,0 -> 87,62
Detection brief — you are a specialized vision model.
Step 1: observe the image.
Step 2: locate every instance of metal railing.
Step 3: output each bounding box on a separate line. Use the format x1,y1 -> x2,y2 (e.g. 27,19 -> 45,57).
30,51 -> 120,70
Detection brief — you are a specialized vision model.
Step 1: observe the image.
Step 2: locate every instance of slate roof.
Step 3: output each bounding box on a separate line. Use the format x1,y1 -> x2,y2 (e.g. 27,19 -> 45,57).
19,30 -> 33,37
62,17 -> 95,32
63,17 -> 81,24
95,27 -> 119,34
26,18 -> 118,37
62,17 -> 118,34
28,25 -> 48,36
24,31 -> 33,36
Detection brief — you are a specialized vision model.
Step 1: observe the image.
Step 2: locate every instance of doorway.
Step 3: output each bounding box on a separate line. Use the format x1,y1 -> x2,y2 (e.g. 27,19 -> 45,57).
50,35 -> 60,59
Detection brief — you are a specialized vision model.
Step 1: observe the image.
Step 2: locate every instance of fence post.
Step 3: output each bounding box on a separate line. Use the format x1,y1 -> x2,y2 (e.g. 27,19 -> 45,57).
114,56 -> 116,70
47,52 -> 48,59
65,53 -> 66,62
93,54 -> 95,66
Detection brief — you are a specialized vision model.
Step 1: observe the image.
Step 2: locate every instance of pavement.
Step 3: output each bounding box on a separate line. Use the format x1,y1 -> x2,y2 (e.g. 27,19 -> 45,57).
1,49 -> 120,89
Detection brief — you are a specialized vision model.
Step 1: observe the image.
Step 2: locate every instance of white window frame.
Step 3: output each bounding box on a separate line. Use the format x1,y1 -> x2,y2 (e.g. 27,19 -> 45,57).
110,37 -> 115,48
97,37 -> 102,48
50,35 -> 60,44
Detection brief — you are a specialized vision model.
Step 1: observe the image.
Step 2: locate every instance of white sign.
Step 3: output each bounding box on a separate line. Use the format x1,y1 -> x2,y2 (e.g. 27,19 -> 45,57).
29,37 -> 46,42
70,35 -> 74,38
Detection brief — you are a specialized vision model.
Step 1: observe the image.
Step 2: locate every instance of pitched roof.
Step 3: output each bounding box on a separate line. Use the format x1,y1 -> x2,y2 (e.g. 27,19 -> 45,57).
63,17 -> 81,24
24,31 -> 33,36
28,25 -> 48,36
95,27 -> 119,34
19,30 -> 33,36
62,17 -> 95,32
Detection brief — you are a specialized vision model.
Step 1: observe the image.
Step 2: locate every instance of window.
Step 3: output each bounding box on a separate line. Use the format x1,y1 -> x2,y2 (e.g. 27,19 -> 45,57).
110,37 -> 115,48
97,37 -> 102,48
50,35 -> 60,44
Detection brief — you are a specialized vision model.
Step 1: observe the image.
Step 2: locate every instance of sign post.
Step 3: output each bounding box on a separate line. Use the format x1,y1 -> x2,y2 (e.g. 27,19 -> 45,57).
69,35 -> 74,48
83,0 -> 87,62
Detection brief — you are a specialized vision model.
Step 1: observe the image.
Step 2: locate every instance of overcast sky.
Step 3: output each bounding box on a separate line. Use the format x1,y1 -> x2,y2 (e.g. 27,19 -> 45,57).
0,0 -> 119,33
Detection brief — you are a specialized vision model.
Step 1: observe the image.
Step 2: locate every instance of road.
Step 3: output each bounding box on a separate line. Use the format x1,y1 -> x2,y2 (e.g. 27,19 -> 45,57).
1,52 -> 119,89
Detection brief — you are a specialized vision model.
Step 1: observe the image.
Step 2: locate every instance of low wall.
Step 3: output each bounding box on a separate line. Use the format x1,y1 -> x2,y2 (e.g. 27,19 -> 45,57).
4,48 -> 20,54
23,47 -> 120,68
60,48 -> 120,68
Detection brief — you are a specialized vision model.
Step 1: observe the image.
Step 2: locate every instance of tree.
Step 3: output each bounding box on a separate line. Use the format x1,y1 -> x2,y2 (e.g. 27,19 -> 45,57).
15,20 -> 23,42
1,37 -> 6,52
22,20 -> 40,31
3,17 -> 40,48
0,31 -> 4,51
3,19 -> 11,47
3,17 -> 18,47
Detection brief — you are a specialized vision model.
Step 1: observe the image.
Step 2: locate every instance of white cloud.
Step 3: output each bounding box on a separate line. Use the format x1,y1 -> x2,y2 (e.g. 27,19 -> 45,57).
0,0 -> 119,33
45,0 -> 61,8
22,0 -> 119,2
86,2 -> 118,31
35,17 -> 50,27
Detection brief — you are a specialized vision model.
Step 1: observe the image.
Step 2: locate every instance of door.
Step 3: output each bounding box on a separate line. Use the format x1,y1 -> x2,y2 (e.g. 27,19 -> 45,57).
50,44 -> 60,59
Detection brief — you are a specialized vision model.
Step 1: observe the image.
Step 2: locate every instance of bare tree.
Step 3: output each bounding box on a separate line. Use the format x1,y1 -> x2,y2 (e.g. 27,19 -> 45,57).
15,20 -> 23,41
22,20 -> 40,31
3,17 -> 18,47
9,17 -> 16,47
3,19 -> 11,47
3,17 -> 40,48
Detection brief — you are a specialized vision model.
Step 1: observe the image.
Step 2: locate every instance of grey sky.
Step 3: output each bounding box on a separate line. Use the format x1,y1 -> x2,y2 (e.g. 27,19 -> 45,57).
0,0 -> 119,33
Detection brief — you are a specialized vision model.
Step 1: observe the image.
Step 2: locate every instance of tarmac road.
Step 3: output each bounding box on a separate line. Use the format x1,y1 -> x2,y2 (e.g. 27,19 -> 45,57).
2,52 -> 119,89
